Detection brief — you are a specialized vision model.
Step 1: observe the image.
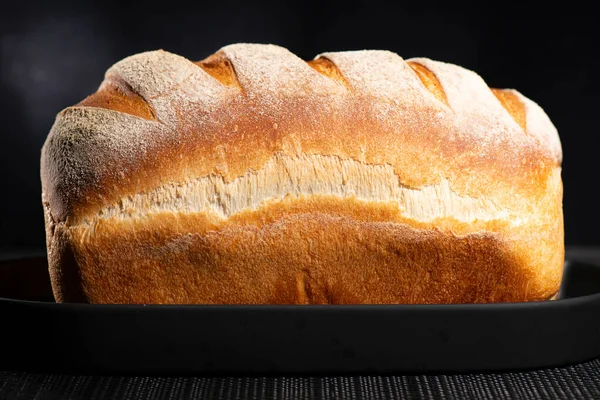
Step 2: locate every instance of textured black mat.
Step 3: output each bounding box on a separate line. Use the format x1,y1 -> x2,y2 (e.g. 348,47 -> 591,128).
2,359 -> 600,400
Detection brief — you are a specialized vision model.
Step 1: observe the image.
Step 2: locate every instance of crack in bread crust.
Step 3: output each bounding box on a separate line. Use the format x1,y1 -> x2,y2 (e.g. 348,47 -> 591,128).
86,153 -> 515,225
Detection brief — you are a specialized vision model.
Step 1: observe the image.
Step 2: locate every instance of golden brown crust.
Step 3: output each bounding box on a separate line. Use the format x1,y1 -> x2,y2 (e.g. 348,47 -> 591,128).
66,194 -> 563,304
40,43 -> 564,304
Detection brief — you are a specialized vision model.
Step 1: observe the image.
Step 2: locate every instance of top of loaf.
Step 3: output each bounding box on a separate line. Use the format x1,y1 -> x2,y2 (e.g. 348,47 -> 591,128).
41,43 -> 562,224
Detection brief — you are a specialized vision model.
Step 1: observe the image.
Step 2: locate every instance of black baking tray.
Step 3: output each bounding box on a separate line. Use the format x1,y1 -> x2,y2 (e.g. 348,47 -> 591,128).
1,254 -> 599,375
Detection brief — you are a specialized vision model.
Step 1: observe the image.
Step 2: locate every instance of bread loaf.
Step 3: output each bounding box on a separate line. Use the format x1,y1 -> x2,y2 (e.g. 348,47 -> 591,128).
41,43 -> 563,304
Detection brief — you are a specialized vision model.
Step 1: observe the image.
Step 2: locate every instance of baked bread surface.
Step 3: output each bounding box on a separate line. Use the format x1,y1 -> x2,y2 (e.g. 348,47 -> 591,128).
41,43 -> 563,304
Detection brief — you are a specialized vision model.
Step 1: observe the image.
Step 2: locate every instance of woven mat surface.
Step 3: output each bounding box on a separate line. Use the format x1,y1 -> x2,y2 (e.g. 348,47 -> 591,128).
2,359 -> 600,399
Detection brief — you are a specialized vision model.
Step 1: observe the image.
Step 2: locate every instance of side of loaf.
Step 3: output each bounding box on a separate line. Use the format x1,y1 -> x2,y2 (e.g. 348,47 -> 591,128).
41,43 -> 563,304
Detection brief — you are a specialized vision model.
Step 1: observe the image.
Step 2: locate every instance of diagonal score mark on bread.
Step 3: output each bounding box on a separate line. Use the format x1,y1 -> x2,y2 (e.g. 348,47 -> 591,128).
307,57 -> 350,86
491,88 -> 527,132
406,61 -> 449,107
77,76 -> 157,121
195,52 -> 241,88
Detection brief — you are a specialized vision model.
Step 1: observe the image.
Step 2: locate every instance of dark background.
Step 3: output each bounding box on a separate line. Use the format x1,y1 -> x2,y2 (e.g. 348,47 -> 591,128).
0,1 -> 597,252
